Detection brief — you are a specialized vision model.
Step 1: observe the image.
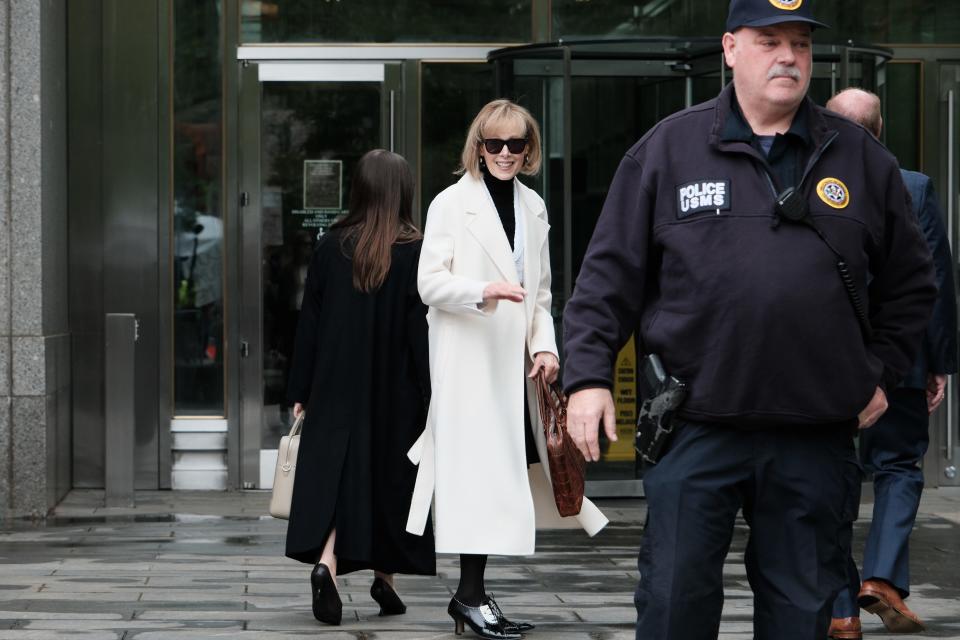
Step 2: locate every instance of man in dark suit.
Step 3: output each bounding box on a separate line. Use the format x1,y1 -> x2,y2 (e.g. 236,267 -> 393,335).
825,88 -> 958,639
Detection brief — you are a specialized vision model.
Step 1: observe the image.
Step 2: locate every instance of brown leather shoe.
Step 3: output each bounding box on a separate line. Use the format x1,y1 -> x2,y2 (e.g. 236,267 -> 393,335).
828,616 -> 862,639
858,579 -> 925,633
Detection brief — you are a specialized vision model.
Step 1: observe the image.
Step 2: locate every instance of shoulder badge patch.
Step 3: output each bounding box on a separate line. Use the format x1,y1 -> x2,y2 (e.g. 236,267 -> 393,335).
816,177 -> 850,209
677,180 -> 731,219
768,0 -> 802,10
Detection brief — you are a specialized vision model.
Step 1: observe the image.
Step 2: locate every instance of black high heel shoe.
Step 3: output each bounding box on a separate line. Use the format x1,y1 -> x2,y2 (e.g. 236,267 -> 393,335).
448,596 -> 521,639
310,563 -> 342,625
370,576 -> 406,616
486,594 -> 535,633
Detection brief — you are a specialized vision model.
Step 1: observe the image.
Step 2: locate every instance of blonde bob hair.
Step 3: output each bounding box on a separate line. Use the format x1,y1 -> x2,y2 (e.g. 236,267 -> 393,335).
458,99 -> 542,179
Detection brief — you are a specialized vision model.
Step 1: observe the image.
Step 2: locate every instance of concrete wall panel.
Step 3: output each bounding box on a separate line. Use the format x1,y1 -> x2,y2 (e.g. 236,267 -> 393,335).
0,0 -> 10,340
0,0 -> 72,518
0,397 -> 9,513
40,0 -> 68,337
11,396 -> 47,516
9,0 -> 43,338
12,337 -> 45,396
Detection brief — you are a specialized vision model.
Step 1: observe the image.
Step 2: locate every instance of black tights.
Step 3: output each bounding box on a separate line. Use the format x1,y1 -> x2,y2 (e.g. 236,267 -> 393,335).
455,554 -> 488,606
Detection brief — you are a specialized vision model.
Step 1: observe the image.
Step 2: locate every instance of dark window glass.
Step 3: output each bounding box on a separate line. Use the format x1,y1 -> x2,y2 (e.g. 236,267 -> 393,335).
259,81 -> 382,448
420,63 -> 495,208
568,75 -> 691,482
173,1 -> 225,415
552,0 -> 960,44
505,68 -> 721,481
240,0 -> 532,43
567,75 -> 687,283
552,0 -> 726,39
885,62 -> 921,171
816,0 -> 960,44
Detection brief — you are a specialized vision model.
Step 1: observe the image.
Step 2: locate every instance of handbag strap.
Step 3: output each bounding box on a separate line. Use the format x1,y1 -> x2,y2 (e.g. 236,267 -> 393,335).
281,412 -> 304,472
535,371 -> 565,439
289,412 -> 304,437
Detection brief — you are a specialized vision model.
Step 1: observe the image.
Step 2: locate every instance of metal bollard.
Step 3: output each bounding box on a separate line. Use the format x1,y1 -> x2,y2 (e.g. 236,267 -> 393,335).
105,314 -> 139,508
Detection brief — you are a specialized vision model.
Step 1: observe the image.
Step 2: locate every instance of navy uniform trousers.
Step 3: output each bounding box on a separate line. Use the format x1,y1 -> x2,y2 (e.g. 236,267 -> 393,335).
636,420 -> 860,640
832,387 -> 929,617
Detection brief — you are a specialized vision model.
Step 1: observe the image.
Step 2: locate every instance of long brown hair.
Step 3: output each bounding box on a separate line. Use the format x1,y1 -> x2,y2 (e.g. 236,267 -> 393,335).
331,149 -> 421,292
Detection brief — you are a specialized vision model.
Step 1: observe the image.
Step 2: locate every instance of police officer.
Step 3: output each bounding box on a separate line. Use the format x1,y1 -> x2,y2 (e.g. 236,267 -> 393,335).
562,1 -> 937,639
825,88 -> 958,640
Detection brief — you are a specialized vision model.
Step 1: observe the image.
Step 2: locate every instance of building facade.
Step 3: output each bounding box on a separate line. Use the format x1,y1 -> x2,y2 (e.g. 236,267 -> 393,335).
2,0 -> 960,518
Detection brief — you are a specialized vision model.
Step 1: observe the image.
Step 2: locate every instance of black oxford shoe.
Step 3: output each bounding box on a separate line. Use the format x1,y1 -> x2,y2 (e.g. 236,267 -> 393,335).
448,596 -> 521,639
486,594 -> 535,633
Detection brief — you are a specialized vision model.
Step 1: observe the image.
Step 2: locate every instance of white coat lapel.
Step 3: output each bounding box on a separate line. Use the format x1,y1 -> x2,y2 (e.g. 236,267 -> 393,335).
463,175 -> 520,284
519,185 -> 549,315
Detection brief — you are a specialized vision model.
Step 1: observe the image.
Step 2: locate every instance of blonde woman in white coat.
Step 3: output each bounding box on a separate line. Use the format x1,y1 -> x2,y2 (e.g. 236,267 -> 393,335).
407,99 -> 608,639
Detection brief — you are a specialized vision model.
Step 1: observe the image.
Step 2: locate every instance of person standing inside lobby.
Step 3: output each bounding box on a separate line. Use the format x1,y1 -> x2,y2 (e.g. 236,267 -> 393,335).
562,0 -> 937,638
825,88 -> 958,640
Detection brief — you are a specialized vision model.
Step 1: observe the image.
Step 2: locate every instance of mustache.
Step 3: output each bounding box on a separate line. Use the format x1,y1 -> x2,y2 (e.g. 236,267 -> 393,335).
767,65 -> 802,81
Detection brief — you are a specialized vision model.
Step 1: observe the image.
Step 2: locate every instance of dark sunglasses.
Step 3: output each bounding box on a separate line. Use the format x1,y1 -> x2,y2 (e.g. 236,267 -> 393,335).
482,138 -> 528,154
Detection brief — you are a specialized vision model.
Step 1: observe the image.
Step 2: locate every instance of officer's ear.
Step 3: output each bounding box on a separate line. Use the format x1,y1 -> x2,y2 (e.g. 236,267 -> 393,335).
722,31 -> 738,68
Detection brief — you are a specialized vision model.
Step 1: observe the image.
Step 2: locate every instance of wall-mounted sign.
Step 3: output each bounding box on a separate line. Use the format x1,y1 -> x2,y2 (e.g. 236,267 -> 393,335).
606,334 -> 637,462
303,159 -> 342,210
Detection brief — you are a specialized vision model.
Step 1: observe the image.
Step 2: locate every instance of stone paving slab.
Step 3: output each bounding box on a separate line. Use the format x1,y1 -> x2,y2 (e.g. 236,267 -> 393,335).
0,489 -> 956,638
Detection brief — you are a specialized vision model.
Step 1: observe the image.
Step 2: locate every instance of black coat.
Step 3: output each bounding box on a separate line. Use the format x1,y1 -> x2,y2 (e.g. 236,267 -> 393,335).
285,230 -> 435,576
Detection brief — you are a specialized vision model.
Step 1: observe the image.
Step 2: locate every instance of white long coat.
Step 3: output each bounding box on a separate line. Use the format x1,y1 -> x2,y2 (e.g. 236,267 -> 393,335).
405,173 -> 608,555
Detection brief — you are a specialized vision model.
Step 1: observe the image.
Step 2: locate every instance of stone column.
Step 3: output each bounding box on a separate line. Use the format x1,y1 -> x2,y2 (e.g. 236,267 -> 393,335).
0,0 -> 70,520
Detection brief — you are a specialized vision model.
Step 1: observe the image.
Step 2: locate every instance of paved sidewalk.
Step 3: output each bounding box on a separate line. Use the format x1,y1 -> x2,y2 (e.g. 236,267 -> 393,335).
0,489 -> 956,639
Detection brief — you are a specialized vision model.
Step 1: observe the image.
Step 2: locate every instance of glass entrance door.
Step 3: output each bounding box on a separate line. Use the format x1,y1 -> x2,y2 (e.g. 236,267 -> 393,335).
238,61 -> 402,487
938,60 -> 960,487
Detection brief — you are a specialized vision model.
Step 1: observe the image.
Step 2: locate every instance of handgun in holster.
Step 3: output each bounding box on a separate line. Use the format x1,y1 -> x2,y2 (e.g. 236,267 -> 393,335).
635,354 -> 688,466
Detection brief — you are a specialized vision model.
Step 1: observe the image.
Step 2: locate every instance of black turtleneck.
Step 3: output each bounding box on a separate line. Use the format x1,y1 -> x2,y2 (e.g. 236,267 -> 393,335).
481,164 -> 515,250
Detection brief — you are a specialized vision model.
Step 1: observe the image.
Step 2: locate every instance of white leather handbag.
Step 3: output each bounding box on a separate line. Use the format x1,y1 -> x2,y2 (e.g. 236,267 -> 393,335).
269,412 -> 303,519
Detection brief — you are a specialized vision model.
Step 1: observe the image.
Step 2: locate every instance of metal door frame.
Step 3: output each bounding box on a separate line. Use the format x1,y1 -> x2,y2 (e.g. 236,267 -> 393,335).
235,59 -> 402,488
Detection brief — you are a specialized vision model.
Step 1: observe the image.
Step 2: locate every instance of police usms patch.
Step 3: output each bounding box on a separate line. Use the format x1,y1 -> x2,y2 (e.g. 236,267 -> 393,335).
816,177 -> 850,209
677,179 -> 731,219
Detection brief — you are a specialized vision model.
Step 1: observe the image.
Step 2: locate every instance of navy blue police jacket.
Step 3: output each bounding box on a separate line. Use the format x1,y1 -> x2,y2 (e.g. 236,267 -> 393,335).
563,84 -> 936,426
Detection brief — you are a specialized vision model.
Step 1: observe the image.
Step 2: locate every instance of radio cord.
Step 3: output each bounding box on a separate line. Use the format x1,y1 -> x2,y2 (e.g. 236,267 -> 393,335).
800,217 -> 873,340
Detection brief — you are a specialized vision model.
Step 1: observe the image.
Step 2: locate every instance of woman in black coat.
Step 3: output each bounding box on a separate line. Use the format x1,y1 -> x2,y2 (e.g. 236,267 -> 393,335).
285,149 -> 435,626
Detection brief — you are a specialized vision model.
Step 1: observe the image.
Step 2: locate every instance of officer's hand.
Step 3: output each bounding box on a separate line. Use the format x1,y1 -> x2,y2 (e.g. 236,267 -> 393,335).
293,402 -> 305,419
857,386 -> 888,429
926,373 -> 947,414
567,388 -> 617,462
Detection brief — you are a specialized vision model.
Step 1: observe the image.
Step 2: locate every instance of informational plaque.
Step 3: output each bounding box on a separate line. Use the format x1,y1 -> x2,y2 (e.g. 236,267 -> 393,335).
606,334 -> 637,462
303,160 -> 342,210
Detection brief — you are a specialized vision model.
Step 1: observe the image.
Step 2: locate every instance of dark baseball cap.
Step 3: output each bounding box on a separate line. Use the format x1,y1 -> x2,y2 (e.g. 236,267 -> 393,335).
726,0 -> 829,32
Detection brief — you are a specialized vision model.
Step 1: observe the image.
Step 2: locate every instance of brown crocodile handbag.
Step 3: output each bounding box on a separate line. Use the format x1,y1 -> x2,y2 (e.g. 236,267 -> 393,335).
534,371 -> 585,517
